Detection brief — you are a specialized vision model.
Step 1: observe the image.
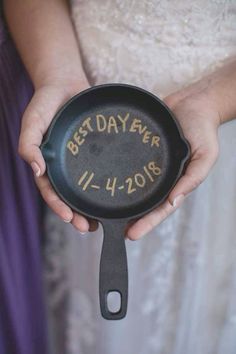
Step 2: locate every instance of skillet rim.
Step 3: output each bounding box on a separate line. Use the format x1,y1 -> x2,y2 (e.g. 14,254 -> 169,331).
41,83 -> 191,222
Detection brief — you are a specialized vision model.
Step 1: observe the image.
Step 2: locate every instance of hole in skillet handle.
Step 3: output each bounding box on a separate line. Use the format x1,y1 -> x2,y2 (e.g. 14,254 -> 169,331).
99,219 -> 128,320
39,83 -> 191,321
107,291 -> 122,314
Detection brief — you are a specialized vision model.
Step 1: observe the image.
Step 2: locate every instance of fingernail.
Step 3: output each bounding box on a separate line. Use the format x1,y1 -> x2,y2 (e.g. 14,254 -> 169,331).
80,231 -> 87,235
31,161 -> 41,177
63,218 -> 72,223
172,194 -> 185,207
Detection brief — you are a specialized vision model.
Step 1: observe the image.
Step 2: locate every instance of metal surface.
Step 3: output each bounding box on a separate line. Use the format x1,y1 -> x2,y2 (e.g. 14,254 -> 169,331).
41,83 -> 190,320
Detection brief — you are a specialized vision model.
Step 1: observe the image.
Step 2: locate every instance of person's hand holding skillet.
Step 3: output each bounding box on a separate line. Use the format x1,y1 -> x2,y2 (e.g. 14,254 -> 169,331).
5,1 -> 236,238
128,60 -> 236,240
4,0 -> 95,233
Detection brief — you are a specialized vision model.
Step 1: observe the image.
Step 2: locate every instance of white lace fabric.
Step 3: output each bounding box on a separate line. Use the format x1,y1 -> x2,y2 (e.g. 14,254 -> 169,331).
44,1 -> 236,354
71,0 -> 236,97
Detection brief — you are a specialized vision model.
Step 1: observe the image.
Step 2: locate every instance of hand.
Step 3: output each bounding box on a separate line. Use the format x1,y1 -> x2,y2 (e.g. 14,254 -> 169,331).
18,79 -> 99,233
126,85 -> 220,240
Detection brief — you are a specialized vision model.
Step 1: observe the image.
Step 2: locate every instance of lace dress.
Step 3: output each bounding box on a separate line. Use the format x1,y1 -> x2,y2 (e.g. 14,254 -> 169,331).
44,1 -> 236,354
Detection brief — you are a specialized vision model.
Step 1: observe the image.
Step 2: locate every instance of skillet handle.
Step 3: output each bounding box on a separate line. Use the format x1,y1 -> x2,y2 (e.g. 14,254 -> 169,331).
99,219 -> 128,320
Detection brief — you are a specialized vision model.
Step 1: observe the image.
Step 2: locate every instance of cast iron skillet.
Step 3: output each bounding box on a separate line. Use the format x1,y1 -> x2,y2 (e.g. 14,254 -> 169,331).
41,83 -> 190,320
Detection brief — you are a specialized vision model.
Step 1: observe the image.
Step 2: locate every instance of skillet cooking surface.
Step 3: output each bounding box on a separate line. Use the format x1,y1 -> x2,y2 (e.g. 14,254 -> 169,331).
41,84 -> 190,320
41,84 -> 189,219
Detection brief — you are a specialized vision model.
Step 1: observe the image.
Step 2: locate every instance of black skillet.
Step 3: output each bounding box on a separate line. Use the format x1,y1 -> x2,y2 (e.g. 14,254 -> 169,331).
41,83 -> 190,320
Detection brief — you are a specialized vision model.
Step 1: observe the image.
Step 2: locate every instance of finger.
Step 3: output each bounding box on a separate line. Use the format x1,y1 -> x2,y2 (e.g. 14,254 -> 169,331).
168,148 -> 218,206
71,213 -> 90,233
126,197 -> 184,241
34,174 -> 76,223
18,106 -> 46,176
18,88 -> 55,175
36,175 -> 90,232
71,216 -> 98,234
88,219 -> 99,232
126,147 -> 218,240
18,87 -> 71,176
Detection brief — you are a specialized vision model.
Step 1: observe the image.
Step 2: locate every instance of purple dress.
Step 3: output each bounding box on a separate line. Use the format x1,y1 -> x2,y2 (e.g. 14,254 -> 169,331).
0,11 -> 48,354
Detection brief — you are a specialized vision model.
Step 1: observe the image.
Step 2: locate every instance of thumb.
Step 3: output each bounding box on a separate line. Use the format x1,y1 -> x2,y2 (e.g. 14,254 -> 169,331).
18,101 -> 46,177
18,87 -> 72,176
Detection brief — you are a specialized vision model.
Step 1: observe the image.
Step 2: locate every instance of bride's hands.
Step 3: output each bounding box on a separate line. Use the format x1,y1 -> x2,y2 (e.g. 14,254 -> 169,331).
19,59 -> 235,238
21,80 -> 220,237
126,84 -> 221,240
18,79 -> 98,233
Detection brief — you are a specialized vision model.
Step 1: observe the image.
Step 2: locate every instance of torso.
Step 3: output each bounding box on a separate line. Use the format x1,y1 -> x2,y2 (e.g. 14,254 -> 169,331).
71,0 -> 236,97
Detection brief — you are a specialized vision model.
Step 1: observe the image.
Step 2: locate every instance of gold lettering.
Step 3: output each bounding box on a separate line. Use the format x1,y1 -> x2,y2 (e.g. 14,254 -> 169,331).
151,136 -> 160,147
79,125 -> 88,137
143,165 -> 154,182
78,171 -> 95,190
96,114 -> 107,132
73,132 -> 85,146
106,177 -> 117,196
125,177 -> 136,194
138,125 -> 147,135
67,141 -> 79,156
148,161 -> 161,175
82,117 -> 93,132
107,116 -> 119,133
134,173 -> 146,187
129,118 -> 141,133
117,113 -> 129,132
142,130 -> 151,143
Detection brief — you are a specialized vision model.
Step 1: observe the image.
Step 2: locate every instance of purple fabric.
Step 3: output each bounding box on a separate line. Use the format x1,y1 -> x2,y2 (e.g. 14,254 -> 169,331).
0,17 -> 48,354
